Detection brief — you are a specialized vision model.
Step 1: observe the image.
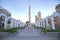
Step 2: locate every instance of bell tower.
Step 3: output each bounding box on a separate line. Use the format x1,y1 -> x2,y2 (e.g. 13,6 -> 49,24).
38,11 -> 41,19
28,0 -> 31,24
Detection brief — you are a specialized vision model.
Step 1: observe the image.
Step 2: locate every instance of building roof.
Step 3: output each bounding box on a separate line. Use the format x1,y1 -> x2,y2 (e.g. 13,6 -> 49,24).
55,3 -> 60,9
0,7 -> 11,17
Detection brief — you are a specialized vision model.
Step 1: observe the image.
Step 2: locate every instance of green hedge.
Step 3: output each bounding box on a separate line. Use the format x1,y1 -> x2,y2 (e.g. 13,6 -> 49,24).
47,29 -> 60,32
45,26 -> 52,30
41,28 -> 47,32
41,28 -> 60,32
0,28 -> 17,33
0,27 -> 25,33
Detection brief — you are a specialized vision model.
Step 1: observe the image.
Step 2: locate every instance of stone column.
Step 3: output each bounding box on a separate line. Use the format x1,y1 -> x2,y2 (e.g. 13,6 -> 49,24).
41,21 -> 42,27
4,18 -> 7,29
51,17 -> 55,30
43,20 -> 45,28
46,19 -> 48,26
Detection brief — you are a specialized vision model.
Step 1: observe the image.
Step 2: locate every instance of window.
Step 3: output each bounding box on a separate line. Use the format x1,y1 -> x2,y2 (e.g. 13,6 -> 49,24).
48,18 -> 51,24
44,20 -> 46,27
7,19 -> 11,24
54,16 -> 58,27
1,16 -> 5,21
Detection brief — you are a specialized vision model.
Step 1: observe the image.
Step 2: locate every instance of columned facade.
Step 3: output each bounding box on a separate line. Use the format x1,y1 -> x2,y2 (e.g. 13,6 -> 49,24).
35,4 -> 60,30
0,7 -> 25,29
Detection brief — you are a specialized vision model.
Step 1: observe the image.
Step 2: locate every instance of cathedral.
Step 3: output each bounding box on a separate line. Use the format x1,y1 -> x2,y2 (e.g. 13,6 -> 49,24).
35,11 -> 42,22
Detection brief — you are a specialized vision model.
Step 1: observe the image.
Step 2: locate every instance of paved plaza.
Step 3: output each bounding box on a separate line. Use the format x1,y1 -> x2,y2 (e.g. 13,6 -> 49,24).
0,25 -> 60,40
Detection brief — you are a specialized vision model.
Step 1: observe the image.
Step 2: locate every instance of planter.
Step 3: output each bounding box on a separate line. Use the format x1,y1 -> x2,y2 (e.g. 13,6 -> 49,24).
0,32 -> 10,36
40,29 -> 47,35
0,30 -> 18,37
9,30 -> 19,36
46,32 -> 60,37
40,30 -> 60,37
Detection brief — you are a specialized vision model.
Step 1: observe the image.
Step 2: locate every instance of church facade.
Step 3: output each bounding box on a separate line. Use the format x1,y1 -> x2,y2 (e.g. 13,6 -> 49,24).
35,11 -> 42,22
35,11 -> 42,27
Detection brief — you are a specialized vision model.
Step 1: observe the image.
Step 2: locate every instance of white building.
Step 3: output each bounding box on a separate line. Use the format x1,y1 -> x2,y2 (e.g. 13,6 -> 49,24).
35,11 -> 42,27
35,18 -> 45,28
0,7 -> 11,29
44,16 -> 52,30
50,4 -> 60,30
35,4 -> 60,30
0,7 -> 25,29
35,11 -> 42,22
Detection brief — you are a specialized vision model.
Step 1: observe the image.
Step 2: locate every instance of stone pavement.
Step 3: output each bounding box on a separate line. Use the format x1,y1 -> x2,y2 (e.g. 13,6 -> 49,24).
0,26 -> 60,40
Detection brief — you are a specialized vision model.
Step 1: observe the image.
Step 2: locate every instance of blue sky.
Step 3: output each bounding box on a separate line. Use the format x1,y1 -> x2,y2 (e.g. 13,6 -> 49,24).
0,0 -> 60,23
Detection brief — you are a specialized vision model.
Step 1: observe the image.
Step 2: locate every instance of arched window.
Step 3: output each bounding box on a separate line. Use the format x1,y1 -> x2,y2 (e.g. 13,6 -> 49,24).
48,18 -> 51,24
0,16 -> 5,28
7,19 -> 11,24
54,16 -> 58,27
40,22 -> 41,27
44,20 -> 46,27
42,21 -> 43,26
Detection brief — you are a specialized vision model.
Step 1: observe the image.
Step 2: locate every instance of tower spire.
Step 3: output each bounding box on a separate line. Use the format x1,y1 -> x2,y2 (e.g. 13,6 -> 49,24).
28,1 -> 31,23
29,6 -> 31,23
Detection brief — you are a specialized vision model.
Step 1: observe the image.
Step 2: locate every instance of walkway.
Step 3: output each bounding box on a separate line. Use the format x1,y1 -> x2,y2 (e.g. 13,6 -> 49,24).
0,25 -> 59,40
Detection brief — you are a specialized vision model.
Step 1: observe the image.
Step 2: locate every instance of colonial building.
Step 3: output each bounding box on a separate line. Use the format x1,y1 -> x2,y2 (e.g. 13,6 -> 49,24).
0,7 -> 11,29
44,16 -> 52,30
51,4 -> 60,30
0,7 -> 25,29
35,4 -> 60,30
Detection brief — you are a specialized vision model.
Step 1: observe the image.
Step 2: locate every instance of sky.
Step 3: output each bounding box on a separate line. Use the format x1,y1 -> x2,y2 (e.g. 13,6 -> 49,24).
0,0 -> 60,23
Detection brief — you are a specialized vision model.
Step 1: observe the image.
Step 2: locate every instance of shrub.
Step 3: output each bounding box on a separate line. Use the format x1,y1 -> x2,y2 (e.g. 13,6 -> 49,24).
0,28 -> 17,33
41,28 -> 47,32
51,29 -> 60,32
10,28 -> 17,33
45,26 -> 52,31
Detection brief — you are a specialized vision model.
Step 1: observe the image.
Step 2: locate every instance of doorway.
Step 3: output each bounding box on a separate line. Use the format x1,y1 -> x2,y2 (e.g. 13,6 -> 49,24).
0,16 -> 5,28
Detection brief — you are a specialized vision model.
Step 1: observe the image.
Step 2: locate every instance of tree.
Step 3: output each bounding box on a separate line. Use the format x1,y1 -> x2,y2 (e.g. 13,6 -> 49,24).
25,21 -> 29,26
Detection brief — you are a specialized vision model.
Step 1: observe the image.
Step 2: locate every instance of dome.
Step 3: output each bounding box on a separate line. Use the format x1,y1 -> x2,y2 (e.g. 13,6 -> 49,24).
0,7 -> 11,17
38,11 -> 41,17
38,11 -> 41,15
35,15 -> 37,17
55,4 -> 60,13
55,4 -> 60,9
